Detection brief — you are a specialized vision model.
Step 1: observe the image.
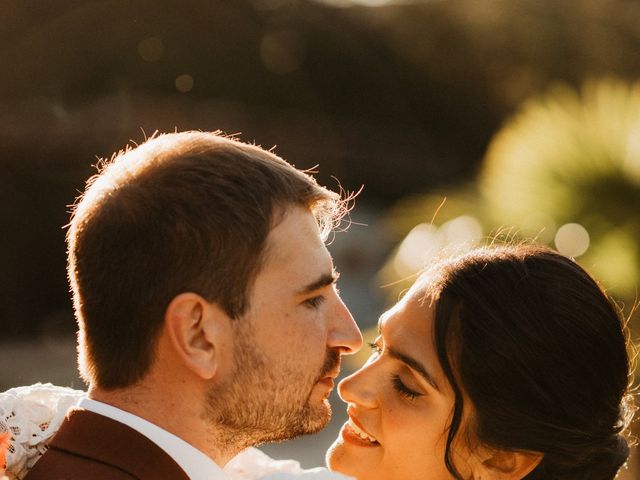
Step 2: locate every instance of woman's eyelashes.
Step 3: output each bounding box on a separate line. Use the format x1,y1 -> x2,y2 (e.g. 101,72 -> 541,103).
367,340 -> 382,356
392,375 -> 423,400
368,340 -> 423,400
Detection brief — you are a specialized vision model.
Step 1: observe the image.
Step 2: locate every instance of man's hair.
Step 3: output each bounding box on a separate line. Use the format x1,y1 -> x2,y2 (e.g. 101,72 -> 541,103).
67,131 -> 346,389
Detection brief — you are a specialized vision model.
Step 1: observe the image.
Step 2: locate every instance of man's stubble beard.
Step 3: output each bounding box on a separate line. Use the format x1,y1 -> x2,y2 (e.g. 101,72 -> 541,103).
205,319 -> 341,450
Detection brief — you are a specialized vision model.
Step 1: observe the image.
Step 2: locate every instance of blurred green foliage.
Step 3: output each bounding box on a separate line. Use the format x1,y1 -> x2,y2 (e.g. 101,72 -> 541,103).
376,78 -> 640,480
5,0 -> 640,336
381,79 -> 640,312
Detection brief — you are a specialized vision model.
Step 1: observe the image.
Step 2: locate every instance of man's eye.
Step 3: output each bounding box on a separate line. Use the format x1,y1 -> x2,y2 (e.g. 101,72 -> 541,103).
304,296 -> 325,309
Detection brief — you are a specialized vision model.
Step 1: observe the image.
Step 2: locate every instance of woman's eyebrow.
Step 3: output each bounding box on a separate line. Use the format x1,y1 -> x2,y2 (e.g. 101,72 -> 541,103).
386,346 -> 440,392
377,316 -> 440,392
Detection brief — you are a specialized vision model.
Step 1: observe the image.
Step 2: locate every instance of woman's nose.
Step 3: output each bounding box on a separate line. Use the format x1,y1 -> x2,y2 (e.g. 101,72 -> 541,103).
338,366 -> 378,409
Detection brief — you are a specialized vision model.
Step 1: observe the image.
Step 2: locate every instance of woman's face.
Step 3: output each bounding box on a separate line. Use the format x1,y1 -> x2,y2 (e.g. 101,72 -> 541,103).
326,278 -> 478,480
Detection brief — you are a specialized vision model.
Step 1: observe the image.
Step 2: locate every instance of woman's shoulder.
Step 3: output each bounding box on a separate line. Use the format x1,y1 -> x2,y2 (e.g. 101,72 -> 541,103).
1,383 -> 86,478
224,448 -> 354,480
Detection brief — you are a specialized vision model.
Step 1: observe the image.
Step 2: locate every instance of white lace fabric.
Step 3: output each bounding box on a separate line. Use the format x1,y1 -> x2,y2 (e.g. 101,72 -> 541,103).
0,383 -> 85,479
224,447 -> 351,480
0,384 -> 351,480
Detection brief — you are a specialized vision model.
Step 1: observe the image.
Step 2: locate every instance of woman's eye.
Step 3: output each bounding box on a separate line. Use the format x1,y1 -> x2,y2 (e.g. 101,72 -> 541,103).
304,296 -> 325,309
367,341 -> 382,355
392,374 -> 423,401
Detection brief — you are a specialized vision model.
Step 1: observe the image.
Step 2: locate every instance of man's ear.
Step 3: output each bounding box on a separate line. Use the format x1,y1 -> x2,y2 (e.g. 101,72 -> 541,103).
476,447 -> 543,480
164,292 -> 232,380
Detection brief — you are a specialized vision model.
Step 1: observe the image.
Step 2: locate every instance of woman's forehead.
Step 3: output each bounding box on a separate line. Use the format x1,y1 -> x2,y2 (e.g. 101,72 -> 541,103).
380,284 -> 434,338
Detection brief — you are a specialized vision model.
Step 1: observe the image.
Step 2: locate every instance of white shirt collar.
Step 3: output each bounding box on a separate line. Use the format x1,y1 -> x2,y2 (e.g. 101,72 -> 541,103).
79,398 -> 229,480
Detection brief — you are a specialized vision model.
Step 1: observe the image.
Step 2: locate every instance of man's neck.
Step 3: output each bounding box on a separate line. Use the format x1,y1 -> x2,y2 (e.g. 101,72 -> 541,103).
88,385 -> 241,466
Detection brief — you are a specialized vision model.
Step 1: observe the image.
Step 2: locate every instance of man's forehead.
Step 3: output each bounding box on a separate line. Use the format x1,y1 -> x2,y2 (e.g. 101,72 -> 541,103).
263,208 -> 328,261
255,207 -> 334,287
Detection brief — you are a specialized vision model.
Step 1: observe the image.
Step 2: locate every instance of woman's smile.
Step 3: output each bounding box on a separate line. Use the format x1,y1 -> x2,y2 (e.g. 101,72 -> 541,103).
341,414 -> 380,447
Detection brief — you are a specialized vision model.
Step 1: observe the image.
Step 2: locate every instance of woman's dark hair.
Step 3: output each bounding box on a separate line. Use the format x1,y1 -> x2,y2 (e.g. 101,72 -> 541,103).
428,245 -> 634,480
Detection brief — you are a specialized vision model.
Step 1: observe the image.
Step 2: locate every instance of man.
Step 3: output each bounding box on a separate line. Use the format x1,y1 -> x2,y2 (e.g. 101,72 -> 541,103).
25,131 -> 362,480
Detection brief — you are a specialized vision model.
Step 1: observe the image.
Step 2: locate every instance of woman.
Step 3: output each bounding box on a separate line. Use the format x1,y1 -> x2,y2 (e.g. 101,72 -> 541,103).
2,244 -> 634,479
327,244 -> 634,480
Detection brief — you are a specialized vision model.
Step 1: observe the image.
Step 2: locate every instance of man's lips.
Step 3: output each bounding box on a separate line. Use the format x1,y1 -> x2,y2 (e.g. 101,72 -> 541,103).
317,364 -> 341,383
317,349 -> 341,382
317,377 -> 335,389
324,369 -> 340,380
316,368 -> 339,391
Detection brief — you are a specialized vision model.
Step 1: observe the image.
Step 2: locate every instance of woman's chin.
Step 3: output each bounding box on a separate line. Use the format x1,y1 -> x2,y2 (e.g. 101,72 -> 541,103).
325,436 -> 342,471
325,436 -> 351,475
325,435 -> 371,480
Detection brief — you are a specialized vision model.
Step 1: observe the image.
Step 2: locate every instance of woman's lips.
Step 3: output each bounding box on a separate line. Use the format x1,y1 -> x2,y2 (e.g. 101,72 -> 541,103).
341,417 -> 380,447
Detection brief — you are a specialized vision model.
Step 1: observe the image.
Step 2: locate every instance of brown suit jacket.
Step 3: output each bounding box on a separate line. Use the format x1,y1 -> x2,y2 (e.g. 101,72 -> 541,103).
24,408 -> 191,480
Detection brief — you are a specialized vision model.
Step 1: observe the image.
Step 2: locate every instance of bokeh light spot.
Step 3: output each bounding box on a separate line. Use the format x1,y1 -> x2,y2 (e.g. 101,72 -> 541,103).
137,37 -> 164,62
392,216 -> 484,278
521,211 -> 556,243
175,74 -> 194,93
554,223 -> 590,257
440,215 -> 483,245
394,223 -> 439,278
260,31 -> 305,75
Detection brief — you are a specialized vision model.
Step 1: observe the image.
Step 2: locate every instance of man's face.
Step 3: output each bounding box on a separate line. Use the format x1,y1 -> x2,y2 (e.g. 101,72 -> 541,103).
207,206 -> 362,446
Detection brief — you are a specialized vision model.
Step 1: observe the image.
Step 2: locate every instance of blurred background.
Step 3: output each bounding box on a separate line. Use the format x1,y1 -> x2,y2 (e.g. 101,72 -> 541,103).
1,0 -> 639,477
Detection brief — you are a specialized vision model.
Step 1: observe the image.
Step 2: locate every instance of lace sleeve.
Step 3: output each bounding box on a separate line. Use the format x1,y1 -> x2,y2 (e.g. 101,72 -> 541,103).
0,386 -> 348,480
0,383 -> 85,480
224,448 -> 354,480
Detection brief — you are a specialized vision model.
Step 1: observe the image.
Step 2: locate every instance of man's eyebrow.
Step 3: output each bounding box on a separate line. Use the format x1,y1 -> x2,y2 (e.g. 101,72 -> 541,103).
377,316 -> 440,392
297,270 -> 339,295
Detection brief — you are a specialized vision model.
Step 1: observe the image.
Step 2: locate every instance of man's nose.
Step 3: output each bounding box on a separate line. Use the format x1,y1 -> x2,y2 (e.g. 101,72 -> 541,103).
327,295 -> 363,354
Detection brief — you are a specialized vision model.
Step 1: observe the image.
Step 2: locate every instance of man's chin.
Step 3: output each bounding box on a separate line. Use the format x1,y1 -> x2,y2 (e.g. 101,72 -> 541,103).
305,399 -> 332,433
263,401 -> 332,444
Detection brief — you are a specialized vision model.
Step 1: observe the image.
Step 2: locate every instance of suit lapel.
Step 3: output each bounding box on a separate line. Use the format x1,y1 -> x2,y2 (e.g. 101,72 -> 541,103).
49,408 -> 191,480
